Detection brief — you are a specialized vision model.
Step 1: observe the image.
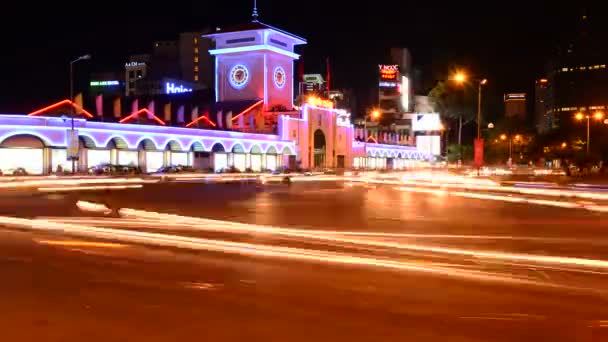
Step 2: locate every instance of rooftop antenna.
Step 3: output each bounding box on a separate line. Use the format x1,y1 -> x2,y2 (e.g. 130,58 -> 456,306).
252,0 -> 259,22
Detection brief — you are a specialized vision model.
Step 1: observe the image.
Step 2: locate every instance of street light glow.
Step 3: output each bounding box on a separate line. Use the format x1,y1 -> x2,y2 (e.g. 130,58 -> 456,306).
561,142 -> 567,148
575,112 -> 584,120
594,111 -> 604,120
371,109 -> 381,119
480,78 -> 488,85
453,72 -> 466,83
514,134 -> 521,141
500,134 -> 507,140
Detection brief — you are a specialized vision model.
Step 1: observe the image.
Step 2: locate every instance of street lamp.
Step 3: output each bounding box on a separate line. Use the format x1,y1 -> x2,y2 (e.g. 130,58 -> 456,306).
69,54 -> 91,174
575,111 -> 604,154
499,133 -> 520,166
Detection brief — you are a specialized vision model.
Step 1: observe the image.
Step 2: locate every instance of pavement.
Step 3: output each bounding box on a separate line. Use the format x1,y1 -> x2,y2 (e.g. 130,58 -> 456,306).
1,179 -> 608,341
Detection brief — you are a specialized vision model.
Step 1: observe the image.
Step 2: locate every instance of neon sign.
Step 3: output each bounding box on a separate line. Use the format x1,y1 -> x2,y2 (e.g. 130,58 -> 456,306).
166,82 -> 193,94
90,80 -> 120,86
125,62 -> 146,67
379,64 -> 399,81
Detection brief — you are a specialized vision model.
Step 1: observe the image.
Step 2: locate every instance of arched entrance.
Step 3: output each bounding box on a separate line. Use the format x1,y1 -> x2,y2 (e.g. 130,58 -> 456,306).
313,129 -> 326,168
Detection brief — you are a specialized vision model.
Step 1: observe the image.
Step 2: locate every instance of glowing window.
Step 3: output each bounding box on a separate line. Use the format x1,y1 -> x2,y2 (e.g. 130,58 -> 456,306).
194,66 -> 199,72
194,75 -> 199,81
194,48 -> 199,54
194,56 -> 199,63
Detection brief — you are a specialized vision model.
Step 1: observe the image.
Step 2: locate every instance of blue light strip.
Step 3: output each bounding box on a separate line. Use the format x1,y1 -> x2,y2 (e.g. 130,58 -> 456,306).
0,118 -> 296,155
209,44 -> 300,59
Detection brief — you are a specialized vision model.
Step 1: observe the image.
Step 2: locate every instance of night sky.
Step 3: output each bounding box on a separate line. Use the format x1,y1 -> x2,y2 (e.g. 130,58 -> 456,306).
1,0 -> 604,116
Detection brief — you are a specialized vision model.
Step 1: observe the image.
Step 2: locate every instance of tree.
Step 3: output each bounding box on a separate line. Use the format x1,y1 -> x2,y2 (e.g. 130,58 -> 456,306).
428,81 -> 479,143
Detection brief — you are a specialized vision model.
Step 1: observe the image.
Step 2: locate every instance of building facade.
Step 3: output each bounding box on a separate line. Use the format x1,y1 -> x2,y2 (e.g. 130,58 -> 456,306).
504,93 -> 527,119
0,15 -> 429,175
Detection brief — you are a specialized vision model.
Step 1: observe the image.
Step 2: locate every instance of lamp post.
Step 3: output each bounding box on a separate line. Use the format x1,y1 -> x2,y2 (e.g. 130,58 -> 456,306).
69,54 -> 91,174
500,133 -> 521,166
575,111 -> 604,154
450,72 -> 487,167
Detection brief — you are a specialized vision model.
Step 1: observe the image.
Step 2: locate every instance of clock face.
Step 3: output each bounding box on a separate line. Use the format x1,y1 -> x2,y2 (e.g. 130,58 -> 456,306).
229,64 -> 249,89
273,66 -> 286,89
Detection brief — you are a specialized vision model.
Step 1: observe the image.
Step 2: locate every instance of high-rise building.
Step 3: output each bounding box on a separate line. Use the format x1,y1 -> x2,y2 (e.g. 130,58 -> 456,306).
535,78 -> 550,133
179,31 -> 214,87
541,10 -> 608,130
504,93 -> 527,119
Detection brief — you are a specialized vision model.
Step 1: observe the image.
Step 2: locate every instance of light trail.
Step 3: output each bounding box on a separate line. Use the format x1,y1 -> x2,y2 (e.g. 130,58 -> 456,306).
44,216 -> 589,243
0,215 -> 562,288
395,186 -> 608,212
36,239 -> 127,248
0,177 -> 155,190
39,184 -> 143,192
57,204 -> 606,272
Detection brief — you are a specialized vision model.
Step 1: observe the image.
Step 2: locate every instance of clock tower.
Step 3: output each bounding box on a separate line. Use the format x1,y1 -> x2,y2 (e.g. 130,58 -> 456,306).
205,10 -> 306,111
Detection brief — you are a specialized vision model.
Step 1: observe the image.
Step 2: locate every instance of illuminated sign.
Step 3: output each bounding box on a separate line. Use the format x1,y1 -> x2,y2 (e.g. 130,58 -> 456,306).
379,64 -> 399,81
125,62 -> 146,67
379,82 -> 397,88
166,82 -> 193,94
505,93 -> 526,101
229,64 -> 250,89
412,113 -> 442,132
401,76 -> 409,111
90,80 -> 120,87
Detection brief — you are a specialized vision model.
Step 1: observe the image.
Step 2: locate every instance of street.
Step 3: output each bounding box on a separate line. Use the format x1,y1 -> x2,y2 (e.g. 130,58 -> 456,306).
1,180 -> 608,341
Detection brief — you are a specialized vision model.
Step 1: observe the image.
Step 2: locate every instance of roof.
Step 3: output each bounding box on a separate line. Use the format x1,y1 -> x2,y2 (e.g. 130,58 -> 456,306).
204,21 -> 306,44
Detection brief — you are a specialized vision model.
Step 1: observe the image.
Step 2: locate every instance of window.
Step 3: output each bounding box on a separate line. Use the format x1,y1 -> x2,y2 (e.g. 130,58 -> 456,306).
194,66 -> 199,72
194,37 -> 198,44
194,56 -> 199,63
270,38 -> 287,47
194,75 -> 199,81
129,70 -> 135,78
194,48 -> 199,54
226,37 -> 255,44
129,81 -> 134,88
136,70 -> 143,78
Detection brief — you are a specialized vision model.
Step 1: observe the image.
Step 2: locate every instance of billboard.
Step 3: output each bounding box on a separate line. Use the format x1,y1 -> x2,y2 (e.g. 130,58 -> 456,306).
379,64 -> 399,81
412,113 -> 442,132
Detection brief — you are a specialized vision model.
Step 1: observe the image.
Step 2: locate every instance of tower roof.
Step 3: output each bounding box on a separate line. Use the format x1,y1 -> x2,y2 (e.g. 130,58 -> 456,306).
204,21 -> 307,45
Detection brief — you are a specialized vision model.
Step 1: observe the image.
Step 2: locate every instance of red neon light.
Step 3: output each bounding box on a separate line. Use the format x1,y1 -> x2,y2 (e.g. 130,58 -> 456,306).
28,99 -> 94,118
366,136 -> 378,143
119,108 -> 166,126
185,113 -> 217,128
231,100 -> 264,121
232,100 -> 264,121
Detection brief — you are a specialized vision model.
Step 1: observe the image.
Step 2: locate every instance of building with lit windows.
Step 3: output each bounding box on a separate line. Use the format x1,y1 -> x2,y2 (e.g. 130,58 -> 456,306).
504,93 -> 527,119
0,9 -> 429,175
540,11 -> 608,130
534,79 -> 550,133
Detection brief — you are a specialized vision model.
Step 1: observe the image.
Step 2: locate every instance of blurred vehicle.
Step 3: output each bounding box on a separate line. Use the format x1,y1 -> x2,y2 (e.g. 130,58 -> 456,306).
154,165 -> 197,174
88,164 -> 142,176
10,167 -> 28,176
